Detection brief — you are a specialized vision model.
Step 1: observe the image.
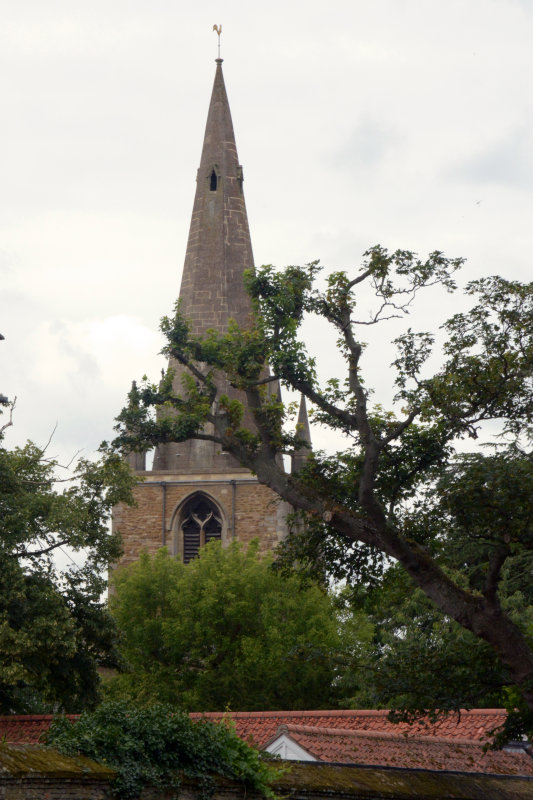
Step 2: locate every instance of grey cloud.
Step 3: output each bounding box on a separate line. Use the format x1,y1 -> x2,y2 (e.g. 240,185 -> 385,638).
0,250 -> 17,275
59,341 -> 101,383
328,119 -> 401,172
453,125 -> 533,189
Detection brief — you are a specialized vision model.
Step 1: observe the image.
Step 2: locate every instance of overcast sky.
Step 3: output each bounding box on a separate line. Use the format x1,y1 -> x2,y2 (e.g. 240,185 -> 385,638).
2,0 -> 532,463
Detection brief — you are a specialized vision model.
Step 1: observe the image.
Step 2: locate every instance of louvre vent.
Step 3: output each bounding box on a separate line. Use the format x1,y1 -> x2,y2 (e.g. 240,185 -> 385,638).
180,494 -> 222,563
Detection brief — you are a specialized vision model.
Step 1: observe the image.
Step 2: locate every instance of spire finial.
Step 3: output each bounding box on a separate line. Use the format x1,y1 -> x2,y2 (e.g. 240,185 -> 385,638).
213,24 -> 222,60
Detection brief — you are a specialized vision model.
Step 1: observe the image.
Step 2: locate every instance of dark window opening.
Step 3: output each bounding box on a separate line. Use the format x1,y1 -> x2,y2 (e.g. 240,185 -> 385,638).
181,495 -> 222,563
210,170 -> 218,191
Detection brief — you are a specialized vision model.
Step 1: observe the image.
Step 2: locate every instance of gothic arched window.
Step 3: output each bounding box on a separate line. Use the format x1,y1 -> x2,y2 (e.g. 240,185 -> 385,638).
179,494 -> 223,563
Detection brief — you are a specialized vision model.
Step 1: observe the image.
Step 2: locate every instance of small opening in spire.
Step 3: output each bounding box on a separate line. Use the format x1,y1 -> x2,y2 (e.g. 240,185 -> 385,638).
210,169 -> 218,191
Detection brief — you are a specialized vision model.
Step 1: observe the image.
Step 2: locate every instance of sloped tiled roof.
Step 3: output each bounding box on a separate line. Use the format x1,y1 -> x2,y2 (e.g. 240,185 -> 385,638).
188,708 -> 508,748
0,709 -> 507,747
1,708 -> 529,777
0,715 -> 73,744
266,723 -> 533,776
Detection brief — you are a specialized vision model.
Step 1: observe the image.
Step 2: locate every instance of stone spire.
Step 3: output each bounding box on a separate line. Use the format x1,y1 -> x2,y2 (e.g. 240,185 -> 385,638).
177,58 -> 255,335
153,59 -> 255,473
291,394 -> 313,474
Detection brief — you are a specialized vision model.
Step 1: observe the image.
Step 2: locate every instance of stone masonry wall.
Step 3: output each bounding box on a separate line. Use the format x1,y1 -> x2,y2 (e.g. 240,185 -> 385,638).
0,777 -> 112,799
0,744 -> 114,800
113,471 -> 288,571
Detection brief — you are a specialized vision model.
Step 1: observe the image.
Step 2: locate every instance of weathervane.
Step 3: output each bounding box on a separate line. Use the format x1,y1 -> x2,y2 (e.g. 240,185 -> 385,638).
213,24 -> 222,59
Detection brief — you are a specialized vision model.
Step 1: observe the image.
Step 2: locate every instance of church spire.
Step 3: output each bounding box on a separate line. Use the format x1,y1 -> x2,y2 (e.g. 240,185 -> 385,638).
153,59 -> 255,472
291,394 -> 313,474
178,58 -> 254,337
113,52 -> 290,569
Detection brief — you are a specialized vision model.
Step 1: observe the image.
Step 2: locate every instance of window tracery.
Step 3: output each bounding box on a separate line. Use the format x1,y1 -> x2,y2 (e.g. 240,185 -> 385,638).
179,494 -> 223,563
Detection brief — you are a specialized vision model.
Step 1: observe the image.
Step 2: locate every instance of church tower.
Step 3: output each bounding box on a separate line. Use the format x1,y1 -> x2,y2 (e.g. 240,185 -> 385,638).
113,59 -> 292,568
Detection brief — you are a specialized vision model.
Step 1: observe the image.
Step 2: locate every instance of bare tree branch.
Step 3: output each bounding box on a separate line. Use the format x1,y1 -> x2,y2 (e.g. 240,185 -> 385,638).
243,374 -> 280,387
346,267 -> 373,289
38,420 -> 58,456
382,407 -> 421,445
171,350 -> 211,388
13,539 -> 70,559
483,547 -> 510,603
0,396 -> 17,435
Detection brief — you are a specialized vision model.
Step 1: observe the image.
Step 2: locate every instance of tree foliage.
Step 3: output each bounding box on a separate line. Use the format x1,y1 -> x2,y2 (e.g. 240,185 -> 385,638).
333,446 -> 533,735
337,563 -> 531,718
0,436 -> 136,712
108,541 -> 351,711
113,245 -> 533,737
45,700 -> 278,800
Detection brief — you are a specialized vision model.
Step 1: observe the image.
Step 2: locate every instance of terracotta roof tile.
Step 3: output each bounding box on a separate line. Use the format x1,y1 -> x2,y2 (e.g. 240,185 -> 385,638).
0,715 -> 76,744
271,724 -> 533,776
0,708 -> 523,776
188,708 -> 508,748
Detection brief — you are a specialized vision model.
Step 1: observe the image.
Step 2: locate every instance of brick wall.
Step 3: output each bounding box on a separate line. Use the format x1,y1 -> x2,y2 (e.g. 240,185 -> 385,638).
1,747 -> 531,800
113,472 -> 289,570
0,776 -> 112,799
0,744 -> 114,800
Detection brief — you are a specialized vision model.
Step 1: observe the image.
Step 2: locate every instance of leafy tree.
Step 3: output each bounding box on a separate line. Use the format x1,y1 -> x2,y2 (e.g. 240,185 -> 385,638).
0,435 -> 136,712
108,541 -> 353,710
333,446 -> 533,732
337,564 -> 531,719
112,246 -> 533,736
45,700 -> 278,800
